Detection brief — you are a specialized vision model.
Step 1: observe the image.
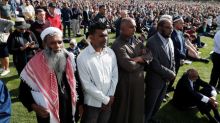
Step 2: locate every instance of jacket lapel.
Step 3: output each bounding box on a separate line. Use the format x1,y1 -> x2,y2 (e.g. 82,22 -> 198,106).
155,34 -> 171,61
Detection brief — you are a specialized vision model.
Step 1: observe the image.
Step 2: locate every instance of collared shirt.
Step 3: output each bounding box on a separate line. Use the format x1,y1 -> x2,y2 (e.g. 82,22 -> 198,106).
77,44 -> 118,108
175,30 -> 185,53
158,32 -> 174,59
189,79 -> 209,103
214,30 -> 220,54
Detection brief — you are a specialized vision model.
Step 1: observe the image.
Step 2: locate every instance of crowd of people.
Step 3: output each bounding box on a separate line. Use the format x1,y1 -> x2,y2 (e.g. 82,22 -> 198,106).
1,0 -> 220,123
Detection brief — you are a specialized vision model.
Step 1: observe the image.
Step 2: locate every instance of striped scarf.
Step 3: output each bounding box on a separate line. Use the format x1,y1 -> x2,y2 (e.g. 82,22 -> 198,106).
20,51 -> 77,123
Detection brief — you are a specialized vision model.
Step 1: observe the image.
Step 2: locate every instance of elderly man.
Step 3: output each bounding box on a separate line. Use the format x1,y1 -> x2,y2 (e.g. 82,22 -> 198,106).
173,69 -> 220,123
77,22 -> 118,123
110,17 -> 152,123
19,27 -> 77,123
145,17 -> 176,123
167,16 -> 187,93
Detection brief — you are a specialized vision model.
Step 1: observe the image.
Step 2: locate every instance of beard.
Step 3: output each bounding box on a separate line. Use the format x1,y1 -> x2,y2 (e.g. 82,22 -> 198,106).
44,47 -> 67,84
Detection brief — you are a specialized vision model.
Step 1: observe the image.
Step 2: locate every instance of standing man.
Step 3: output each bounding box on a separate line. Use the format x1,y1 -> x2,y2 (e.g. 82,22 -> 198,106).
145,17 -> 176,123
22,0 -> 35,24
46,2 -> 62,30
167,16 -> 187,93
82,5 -> 91,35
114,10 -> 128,38
93,5 -> 108,26
71,3 -> 81,37
30,9 -> 50,49
77,22 -> 118,123
110,17 -> 152,123
20,27 -> 77,123
61,2 -> 72,39
210,29 -> 220,93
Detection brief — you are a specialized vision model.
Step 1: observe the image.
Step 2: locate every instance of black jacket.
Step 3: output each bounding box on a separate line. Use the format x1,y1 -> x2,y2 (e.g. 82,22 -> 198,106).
172,73 -> 214,109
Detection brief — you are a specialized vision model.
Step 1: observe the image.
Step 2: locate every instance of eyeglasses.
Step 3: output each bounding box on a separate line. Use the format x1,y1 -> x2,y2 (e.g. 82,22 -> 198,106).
49,40 -> 63,45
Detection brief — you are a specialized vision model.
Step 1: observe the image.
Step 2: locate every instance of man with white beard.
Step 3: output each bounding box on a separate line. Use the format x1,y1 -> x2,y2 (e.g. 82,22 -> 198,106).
19,27 -> 77,123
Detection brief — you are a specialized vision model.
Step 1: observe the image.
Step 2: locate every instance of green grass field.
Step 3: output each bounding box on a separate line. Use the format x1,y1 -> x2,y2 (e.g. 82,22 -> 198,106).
0,33 -> 219,123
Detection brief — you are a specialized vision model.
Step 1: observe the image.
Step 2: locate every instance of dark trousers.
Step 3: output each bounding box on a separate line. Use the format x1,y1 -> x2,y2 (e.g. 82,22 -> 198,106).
81,105 -> 111,123
167,61 -> 180,92
145,83 -> 167,123
36,115 -> 49,123
83,21 -> 90,34
63,21 -> 71,38
210,52 -> 220,88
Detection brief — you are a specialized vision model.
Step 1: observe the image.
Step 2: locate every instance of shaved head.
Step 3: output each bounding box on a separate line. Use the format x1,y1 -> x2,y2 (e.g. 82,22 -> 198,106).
120,17 -> 136,38
120,17 -> 136,28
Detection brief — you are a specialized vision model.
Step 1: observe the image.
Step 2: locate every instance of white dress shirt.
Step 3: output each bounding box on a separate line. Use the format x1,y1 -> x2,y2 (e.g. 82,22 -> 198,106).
77,44 -> 118,108
214,30 -> 220,54
188,79 -> 210,103
158,32 -> 174,59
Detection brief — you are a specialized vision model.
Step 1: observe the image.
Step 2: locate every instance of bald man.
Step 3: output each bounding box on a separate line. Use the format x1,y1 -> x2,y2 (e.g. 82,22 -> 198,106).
172,69 -> 220,123
110,17 -> 152,123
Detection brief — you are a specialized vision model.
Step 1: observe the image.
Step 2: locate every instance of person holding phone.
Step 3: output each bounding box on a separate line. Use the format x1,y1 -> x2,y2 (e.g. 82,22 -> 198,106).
7,17 -> 39,75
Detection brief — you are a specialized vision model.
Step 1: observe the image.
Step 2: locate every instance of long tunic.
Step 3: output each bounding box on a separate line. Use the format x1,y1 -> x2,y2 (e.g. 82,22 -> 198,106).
109,36 -> 146,123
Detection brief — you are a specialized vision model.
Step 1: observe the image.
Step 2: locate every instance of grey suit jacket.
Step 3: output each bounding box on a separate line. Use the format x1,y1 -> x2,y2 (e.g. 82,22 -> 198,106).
146,33 -> 175,89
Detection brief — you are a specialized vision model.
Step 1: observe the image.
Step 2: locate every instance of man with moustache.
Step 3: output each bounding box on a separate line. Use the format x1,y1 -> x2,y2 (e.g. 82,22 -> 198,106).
77,22 -> 118,123
145,17 -> 176,123
20,27 -> 77,123
110,17 -> 152,123
30,9 -> 50,49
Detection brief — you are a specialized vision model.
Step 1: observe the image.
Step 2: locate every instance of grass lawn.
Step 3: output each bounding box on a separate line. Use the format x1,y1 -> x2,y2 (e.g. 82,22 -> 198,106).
0,32 -> 219,123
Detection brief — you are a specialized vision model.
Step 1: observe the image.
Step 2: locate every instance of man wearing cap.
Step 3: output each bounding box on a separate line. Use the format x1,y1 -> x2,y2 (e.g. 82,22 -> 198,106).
167,16 -> 187,93
20,27 -> 77,123
7,17 -> 38,75
46,2 -> 62,30
30,9 -> 50,49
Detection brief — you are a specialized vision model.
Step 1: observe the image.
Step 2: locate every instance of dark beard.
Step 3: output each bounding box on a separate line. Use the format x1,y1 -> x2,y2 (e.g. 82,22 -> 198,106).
44,48 -> 67,84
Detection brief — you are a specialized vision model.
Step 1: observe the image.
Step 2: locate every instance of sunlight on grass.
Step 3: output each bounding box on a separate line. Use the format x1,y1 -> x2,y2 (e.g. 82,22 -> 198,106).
0,33 -> 218,123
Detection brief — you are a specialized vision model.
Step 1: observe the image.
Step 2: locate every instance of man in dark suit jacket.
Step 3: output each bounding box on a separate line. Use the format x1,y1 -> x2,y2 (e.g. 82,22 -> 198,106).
167,16 -> 187,93
172,69 -> 220,123
82,6 -> 91,34
145,17 -> 176,123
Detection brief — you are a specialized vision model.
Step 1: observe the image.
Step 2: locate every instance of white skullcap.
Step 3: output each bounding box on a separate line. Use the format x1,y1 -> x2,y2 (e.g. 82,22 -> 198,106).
159,15 -> 173,22
40,27 -> 63,40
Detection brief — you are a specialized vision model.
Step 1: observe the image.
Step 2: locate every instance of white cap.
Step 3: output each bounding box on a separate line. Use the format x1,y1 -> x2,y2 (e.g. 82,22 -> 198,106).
40,27 -> 63,40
